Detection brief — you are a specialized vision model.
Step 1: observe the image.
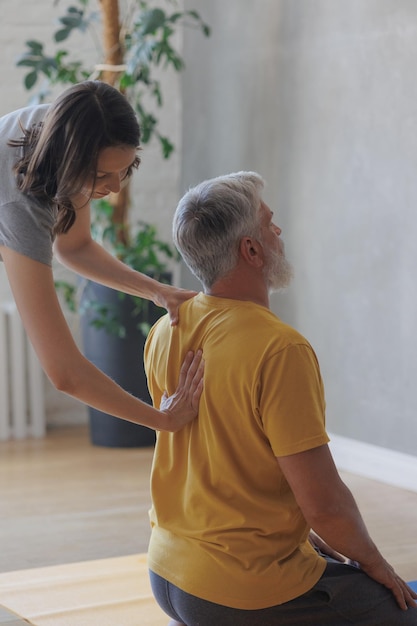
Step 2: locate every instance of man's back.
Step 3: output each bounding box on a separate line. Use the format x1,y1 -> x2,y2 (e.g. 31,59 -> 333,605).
144,293 -> 328,610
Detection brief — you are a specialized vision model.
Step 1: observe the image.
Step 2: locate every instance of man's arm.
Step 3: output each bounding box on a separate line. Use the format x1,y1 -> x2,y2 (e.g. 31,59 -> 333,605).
277,444 -> 417,610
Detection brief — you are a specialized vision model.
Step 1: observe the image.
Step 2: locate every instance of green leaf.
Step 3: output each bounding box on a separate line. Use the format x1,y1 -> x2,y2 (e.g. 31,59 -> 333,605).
119,72 -> 136,89
67,6 -> 84,14
151,83 -> 163,106
16,58 -> 40,68
25,40 -> 44,54
24,71 -> 38,90
187,10 -> 201,20
140,8 -> 166,35
169,12 -> 182,24
159,136 -> 174,159
170,55 -> 184,72
54,28 -> 72,43
59,15 -> 83,28
55,280 -> 77,312
126,40 -> 155,74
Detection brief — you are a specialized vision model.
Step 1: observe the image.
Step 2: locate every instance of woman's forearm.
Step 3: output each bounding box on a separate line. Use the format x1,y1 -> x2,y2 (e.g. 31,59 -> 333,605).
55,237 -> 197,323
55,238 -> 163,302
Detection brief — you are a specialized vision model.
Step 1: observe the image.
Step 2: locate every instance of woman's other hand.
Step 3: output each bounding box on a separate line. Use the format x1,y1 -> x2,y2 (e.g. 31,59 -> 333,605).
159,350 -> 204,431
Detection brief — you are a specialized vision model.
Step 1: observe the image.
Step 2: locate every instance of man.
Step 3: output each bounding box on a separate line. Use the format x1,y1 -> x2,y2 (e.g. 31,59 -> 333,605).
144,171 -> 417,625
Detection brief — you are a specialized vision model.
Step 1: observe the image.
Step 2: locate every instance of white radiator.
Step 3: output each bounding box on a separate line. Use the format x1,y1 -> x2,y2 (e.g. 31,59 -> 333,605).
0,302 -> 46,440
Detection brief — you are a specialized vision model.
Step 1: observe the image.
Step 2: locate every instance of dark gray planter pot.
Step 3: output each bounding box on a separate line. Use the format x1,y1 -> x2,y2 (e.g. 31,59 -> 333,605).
80,280 -> 167,448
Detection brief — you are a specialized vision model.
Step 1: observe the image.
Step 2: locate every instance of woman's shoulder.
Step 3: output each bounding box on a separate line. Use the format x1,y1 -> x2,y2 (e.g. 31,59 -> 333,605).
0,103 -> 50,136
0,104 -> 50,198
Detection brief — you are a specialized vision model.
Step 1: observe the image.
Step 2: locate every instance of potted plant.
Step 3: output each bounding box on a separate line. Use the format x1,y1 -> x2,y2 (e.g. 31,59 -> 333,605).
16,0 -> 210,446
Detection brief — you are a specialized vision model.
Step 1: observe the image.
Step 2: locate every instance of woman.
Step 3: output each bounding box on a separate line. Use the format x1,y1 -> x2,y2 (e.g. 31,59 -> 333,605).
0,81 -> 203,431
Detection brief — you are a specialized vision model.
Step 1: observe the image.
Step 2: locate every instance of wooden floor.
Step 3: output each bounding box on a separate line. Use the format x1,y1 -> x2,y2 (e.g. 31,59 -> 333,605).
0,426 -> 154,573
1,425 -> 417,581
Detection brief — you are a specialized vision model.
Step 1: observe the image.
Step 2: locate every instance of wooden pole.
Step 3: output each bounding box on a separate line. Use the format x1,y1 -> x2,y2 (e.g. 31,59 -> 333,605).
99,0 -> 130,241
99,0 -> 123,86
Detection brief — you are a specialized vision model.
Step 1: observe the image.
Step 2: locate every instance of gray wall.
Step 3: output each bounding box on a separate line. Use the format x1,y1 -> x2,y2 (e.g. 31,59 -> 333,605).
182,0 -> 417,455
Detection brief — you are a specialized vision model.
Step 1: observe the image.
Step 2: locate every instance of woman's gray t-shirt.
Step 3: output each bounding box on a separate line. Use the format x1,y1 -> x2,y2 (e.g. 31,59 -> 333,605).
0,104 -> 57,266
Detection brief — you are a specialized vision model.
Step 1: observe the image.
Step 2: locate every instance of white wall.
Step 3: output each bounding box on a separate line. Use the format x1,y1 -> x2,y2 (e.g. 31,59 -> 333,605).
182,0 -> 417,457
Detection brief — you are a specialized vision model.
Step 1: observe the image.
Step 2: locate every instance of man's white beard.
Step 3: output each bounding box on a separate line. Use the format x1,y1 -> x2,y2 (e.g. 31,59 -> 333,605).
263,243 -> 294,293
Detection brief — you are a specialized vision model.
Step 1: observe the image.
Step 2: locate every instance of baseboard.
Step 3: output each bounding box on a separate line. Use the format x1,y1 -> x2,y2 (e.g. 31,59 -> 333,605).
329,433 -> 417,494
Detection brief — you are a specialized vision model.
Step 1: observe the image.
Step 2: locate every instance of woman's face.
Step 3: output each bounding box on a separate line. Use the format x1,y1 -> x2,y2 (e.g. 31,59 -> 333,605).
84,145 -> 138,199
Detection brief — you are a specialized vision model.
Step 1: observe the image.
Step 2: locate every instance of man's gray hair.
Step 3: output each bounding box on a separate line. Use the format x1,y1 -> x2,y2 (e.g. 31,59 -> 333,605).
173,171 -> 265,289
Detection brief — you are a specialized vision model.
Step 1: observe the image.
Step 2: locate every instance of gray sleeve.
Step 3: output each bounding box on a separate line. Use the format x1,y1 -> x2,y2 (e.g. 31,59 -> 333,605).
0,200 -> 55,266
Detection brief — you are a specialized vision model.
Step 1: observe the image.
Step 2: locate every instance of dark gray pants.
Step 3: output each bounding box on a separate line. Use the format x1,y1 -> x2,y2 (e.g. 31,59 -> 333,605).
150,560 -> 417,626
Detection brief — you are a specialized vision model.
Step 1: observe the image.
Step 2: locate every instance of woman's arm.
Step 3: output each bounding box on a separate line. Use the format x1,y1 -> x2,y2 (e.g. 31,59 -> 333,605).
1,245 -> 203,431
53,201 -> 197,324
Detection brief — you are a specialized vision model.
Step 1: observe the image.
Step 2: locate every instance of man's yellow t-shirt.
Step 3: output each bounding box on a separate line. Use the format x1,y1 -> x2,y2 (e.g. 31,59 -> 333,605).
144,293 -> 329,610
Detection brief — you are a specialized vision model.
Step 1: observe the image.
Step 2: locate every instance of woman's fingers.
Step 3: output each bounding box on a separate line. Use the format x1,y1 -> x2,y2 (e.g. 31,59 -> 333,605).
159,350 -> 204,430
178,349 -> 203,384
181,350 -> 204,408
157,285 -> 197,326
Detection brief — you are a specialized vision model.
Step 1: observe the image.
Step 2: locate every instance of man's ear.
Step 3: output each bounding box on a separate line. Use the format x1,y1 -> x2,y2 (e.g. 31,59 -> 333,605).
240,237 -> 264,268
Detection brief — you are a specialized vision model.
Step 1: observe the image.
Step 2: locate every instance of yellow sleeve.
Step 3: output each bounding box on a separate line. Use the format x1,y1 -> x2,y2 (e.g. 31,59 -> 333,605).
258,343 -> 329,456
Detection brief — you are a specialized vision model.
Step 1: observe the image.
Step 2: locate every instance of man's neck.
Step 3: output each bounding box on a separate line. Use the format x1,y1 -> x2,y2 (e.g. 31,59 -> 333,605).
206,274 -> 270,309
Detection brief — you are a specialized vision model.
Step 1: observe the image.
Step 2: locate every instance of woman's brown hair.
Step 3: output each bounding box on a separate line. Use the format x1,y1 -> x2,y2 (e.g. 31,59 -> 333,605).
9,81 -> 141,235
